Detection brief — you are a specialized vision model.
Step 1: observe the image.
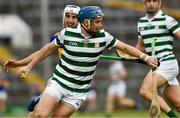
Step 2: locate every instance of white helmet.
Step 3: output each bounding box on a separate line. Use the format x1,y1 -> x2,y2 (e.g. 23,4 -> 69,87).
62,5 -> 80,27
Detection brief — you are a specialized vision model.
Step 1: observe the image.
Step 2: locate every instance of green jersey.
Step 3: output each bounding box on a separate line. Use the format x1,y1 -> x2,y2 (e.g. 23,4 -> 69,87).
138,10 -> 180,62
53,24 -> 118,93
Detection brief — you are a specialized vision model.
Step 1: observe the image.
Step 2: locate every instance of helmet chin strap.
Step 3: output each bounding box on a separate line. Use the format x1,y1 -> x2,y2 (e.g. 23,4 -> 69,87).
81,20 -> 98,37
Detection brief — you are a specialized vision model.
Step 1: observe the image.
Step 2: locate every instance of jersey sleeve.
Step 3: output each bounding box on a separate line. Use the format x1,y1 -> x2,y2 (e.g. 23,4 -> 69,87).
105,32 -> 118,49
166,16 -> 180,34
54,29 -> 65,47
49,32 -> 60,42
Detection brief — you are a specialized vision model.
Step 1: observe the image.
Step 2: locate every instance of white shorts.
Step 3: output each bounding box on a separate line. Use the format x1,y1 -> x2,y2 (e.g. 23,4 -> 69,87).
0,90 -> 7,101
43,79 -> 88,110
87,89 -> 96,100
156,60 -> 179,85
107,80 -> 127,97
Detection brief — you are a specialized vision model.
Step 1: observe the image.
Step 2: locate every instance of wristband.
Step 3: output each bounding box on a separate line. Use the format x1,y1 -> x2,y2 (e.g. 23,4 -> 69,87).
140,53 -> 145,59
144,55 -> 149,62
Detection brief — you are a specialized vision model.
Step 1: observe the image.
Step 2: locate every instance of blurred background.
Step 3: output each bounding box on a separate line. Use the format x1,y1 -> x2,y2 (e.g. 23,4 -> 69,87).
0,0 -> 180,117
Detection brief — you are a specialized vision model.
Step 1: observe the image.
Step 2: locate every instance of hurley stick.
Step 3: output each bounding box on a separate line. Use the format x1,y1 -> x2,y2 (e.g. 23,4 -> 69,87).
149,37 -> 161,117
100,55 -> 147,64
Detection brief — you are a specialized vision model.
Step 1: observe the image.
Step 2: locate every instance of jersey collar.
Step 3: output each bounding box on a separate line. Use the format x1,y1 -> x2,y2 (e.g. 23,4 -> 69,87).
145,10 -> 163,21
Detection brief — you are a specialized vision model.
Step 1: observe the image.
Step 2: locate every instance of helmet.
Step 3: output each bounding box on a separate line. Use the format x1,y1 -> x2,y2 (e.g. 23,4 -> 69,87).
62,5 -> 80,16
62,5 -> 80,27
78,6 -> 104,24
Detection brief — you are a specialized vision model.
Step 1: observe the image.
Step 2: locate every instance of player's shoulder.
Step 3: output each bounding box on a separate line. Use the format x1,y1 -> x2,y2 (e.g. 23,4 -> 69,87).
165,14 -> 176,22
100,29 -> 114,38
138,16 -> 147,23
49,32 -> 60,42
54,32 -> 60,36
102,29 -> 110,36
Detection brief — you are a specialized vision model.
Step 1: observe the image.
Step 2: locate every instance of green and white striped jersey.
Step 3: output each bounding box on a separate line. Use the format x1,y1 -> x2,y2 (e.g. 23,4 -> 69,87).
138,10 -> 180,62
53,24 -> 118,93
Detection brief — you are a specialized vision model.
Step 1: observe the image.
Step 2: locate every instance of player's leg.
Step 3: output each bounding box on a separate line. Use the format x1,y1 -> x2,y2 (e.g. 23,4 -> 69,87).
0,91 -> 7,114
31,92 -> 57,117
139,71 -> 172,113
118,96 -> 136,108
29,78 -> 63,117
52,101 -> 76,117
116,80 -> 136,108
86,89 -> 97,112
27,95 -> 40,112
27,95 -> 40,117
163,85 -> 180,112
105,85 -> 116,117
87,97 -> 96,112
106,94 -> 115,116
52,93 -> 86,117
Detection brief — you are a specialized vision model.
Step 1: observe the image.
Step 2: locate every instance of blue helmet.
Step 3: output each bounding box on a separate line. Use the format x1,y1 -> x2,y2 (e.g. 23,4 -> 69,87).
78,6 -> 104,24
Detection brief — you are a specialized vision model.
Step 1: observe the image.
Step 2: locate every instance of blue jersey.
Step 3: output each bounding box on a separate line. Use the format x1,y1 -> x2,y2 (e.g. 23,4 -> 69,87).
50,32 -> 64,48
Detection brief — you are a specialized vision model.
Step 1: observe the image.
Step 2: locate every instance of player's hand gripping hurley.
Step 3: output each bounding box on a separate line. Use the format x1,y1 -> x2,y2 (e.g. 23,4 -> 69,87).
149,37 -> 161,117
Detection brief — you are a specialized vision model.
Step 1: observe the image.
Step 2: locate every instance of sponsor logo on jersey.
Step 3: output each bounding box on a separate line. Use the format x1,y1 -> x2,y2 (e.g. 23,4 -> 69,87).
69,42 -> 78,46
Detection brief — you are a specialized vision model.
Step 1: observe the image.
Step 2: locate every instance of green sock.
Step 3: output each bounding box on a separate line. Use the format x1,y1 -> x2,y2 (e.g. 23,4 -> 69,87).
167,110 -> 177,118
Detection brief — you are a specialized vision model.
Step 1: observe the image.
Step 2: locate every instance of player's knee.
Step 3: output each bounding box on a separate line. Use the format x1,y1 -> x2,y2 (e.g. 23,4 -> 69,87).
139,88 -> 150,99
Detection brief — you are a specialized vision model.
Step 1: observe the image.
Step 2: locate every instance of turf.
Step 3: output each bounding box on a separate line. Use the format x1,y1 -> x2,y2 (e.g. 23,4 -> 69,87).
72,109 -> 178,118
4,106 -> 180,117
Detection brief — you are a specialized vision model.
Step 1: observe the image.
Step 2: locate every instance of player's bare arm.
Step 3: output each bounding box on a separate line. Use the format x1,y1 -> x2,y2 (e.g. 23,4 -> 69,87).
4,41 -> 57,71
22,42 -> 57,70
16,42 -> 58,79
4,49 -> 44,71
15,51 -> 40,66
115,40 -> 158,68
175,30 -> 180,39
5,51 -> 38,67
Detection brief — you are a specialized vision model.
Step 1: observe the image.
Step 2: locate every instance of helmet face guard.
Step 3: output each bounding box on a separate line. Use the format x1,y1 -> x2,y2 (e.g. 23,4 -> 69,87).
62,5 -> 80,27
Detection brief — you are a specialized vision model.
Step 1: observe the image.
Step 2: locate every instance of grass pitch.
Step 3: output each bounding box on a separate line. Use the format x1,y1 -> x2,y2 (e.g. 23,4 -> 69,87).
5,106 -> 179,117
72,109 -> 170,118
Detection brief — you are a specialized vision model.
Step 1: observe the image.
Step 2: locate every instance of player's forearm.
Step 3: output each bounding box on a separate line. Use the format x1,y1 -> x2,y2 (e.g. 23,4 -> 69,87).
118,42 -> 147,59
16,52 -> 37,66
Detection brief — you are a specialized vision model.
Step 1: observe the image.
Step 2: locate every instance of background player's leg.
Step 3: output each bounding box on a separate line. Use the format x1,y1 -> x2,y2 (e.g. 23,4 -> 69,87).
118,96 -> 136,108
105,93 -> 115,117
